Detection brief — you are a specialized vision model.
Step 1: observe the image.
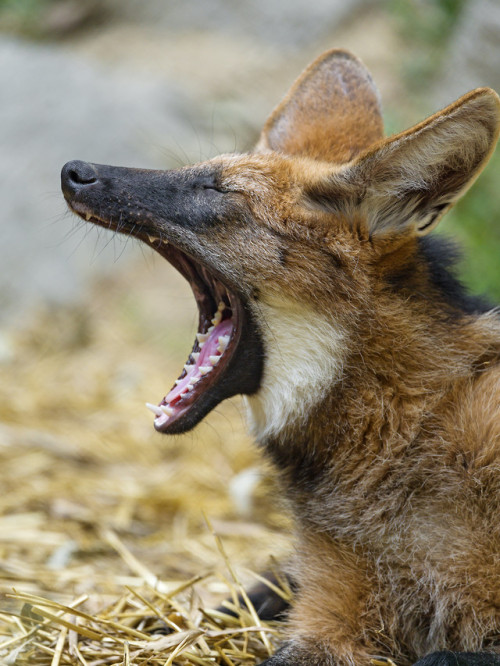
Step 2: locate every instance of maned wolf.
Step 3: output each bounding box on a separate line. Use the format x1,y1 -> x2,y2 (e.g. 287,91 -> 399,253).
61,50 -> 500,666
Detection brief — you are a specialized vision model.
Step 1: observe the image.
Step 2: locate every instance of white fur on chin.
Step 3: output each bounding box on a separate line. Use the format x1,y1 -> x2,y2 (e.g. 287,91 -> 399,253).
244,295 -> 346,441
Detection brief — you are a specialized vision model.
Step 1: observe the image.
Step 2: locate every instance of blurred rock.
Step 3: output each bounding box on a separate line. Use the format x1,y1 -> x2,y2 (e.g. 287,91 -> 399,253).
0,0 -> 398,328
68,8 -> 402,148
0,0 -> 106,39
40,0 -> 105,37
104,0 -> 368,47
0,36 -> 199,326
436,0 -> 500,106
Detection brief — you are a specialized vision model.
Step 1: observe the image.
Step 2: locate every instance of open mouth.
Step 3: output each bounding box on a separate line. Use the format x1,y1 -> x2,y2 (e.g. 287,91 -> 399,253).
141,235 -> 246,433
64,195 -> 263,435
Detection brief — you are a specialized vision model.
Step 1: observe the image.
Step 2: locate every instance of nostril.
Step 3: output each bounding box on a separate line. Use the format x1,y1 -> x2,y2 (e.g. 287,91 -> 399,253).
68,167 -> 96,185
61,160 -> 98,195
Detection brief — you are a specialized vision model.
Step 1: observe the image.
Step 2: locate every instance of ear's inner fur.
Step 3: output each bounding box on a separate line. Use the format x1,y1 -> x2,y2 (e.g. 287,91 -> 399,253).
257,49 -> 384,163
307,88 -> 500,238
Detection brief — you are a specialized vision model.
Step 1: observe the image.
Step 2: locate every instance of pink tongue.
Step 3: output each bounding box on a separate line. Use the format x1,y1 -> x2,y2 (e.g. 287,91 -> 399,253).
164,318 -> 234,405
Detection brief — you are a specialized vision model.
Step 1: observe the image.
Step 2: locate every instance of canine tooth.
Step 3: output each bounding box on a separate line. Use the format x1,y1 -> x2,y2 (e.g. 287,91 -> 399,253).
147,235 -> 158,243
199,366 -> 213,375
196,333 -> 208,343
146,402 -> 163,417
161,405 -> 174,417
218,302 -> 225,311
209,355 -> 220,366
191,376 -> 200,384
191,352 -> 200,362
207,326 -> 214,333
85,212 -> 91,221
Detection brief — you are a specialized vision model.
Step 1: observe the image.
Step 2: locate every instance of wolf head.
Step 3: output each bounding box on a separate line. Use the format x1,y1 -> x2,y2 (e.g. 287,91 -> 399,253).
61,50 -> 500,441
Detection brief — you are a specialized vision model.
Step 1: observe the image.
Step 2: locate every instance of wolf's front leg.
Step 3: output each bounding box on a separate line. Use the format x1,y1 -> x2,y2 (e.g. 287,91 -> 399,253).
262,535 -> 379,666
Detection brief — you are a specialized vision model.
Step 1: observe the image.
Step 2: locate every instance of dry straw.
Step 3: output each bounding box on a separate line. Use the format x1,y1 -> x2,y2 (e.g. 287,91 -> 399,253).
3,569 -> 287,665
0,257 -> 291,664
0,246 -> 403,665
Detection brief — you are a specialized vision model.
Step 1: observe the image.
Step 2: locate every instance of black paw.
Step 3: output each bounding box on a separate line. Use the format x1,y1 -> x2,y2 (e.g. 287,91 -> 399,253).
244,576 -> 292,621
413,651 -> 500,666
218,571 -> 293,621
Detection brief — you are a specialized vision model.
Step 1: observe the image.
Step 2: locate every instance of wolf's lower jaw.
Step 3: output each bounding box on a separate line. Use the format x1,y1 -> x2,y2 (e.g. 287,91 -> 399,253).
64,196 -> 264,434
244,299 -> 346,442
68,201 -> 347,438
146,284 -> 346,439
147,301 -> 234,429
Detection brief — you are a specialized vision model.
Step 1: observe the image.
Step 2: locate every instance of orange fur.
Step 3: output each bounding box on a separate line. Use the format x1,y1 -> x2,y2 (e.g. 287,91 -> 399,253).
231,52 -> 500,665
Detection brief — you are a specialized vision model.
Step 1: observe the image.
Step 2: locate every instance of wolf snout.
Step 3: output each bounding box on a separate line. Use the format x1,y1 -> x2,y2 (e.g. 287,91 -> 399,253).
61,160 -> 98,198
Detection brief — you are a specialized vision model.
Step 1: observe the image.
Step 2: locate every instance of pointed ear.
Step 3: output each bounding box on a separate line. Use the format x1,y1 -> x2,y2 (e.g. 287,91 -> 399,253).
314,88 -> 500,237
256,49 -> 384,163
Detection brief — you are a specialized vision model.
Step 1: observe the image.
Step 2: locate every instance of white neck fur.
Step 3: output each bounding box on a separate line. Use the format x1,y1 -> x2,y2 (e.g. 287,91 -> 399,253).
244,296 -> 346,441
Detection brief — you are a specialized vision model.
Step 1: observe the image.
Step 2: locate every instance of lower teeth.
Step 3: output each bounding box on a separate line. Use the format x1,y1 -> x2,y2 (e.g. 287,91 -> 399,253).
147,303 -> 233,425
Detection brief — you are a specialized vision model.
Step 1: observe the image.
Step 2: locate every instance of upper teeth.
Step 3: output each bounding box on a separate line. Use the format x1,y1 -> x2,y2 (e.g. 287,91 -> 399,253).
211,306 -> 224,326
147,235 -> 169,244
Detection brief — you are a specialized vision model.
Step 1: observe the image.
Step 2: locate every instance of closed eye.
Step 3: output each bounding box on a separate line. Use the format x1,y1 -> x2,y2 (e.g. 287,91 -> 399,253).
202,184 -> 231,194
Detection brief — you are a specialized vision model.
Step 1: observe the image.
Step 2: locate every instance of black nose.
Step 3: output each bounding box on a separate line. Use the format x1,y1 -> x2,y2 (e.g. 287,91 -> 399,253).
61,160 -> 98,197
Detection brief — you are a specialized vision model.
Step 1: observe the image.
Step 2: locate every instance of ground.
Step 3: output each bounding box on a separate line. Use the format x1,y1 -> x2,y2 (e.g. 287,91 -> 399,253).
0,255 -> 291,664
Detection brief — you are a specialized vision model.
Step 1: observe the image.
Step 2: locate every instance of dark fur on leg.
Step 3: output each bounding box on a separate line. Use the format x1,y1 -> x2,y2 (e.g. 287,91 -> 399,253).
413,652 -> 500,666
